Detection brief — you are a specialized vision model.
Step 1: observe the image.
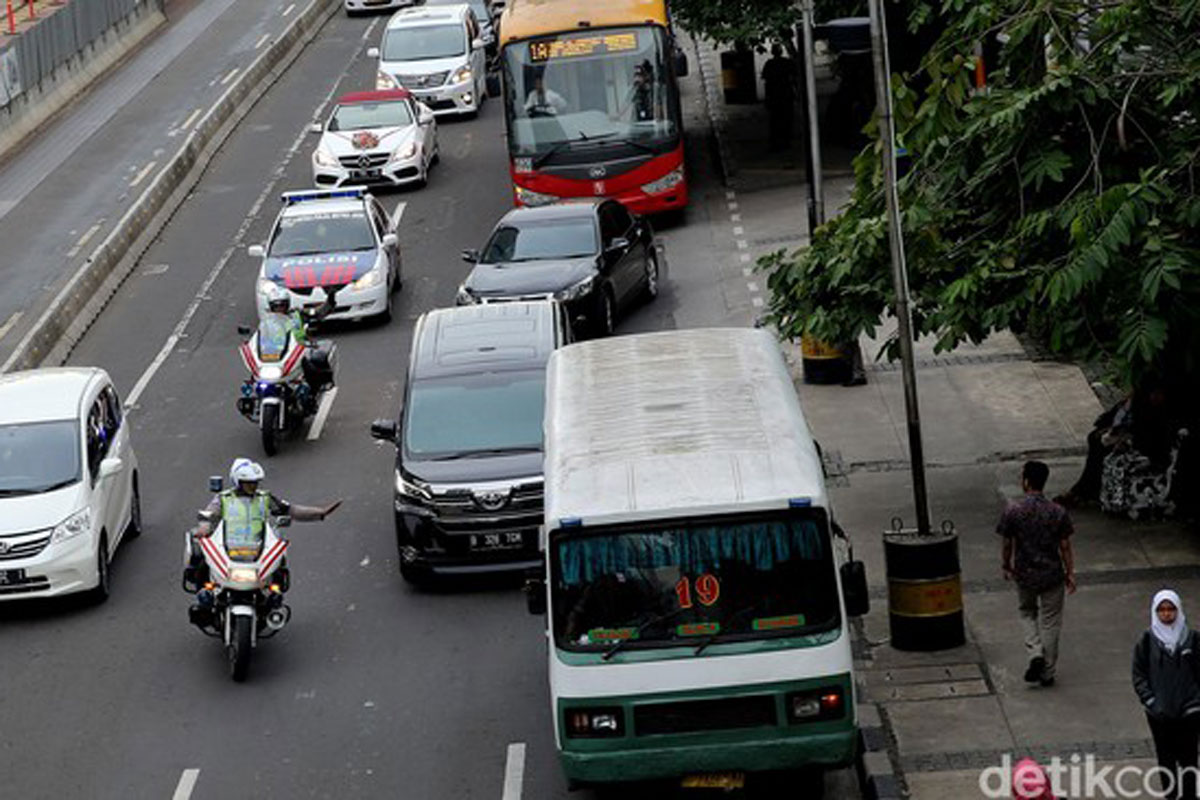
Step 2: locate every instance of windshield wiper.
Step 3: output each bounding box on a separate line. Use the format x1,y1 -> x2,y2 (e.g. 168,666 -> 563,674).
531,132 -> 617,169
692,601 -> 766,656
602,605 -> 690,661
0,487 -> 38,497
430,446 -> 541,461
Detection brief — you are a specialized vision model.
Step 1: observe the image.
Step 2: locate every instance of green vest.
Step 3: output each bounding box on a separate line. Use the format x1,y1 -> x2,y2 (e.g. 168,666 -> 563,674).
221,490 -> 270,550
287,311 -> 308,345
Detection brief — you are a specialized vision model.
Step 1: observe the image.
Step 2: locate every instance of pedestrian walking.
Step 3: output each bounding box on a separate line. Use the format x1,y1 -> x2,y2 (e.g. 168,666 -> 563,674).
1132,589 -> 1200,800
998,461 -> 1076,687
761,43 -> 795,152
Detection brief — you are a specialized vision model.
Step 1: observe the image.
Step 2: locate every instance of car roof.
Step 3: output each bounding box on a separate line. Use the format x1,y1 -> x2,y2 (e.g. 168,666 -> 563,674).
412,302 -> 560,379
387,5 -> 469,28
0,368 -> 105,425
336,89 -> 413,105
499,200 -> 603,225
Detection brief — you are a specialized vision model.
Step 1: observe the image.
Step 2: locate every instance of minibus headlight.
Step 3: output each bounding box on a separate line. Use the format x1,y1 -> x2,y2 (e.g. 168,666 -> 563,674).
786,687 -> 845,723
564,707 -> 624,737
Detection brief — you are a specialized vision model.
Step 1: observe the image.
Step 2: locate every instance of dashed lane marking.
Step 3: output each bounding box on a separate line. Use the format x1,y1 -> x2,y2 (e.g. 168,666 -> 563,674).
282,3 -> 296,16
255,33 -> 271,49
502,742 -> 526,800
306,386 -> 339,440
747,281 -> 758,292
67,222 -> 103,258
732,225 -> 744,235
736,240 -> 748,250
220,67 -> 240,86
129,162 -> 157,188
172,769 -> 200,800
0,311 -> 23,344
740,253 -> 751,263
752,296 -> 764,308
180,107 -> 203,132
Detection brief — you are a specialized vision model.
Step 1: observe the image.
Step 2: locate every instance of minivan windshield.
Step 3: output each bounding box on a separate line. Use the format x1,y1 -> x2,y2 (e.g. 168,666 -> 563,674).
404,370 -> 545,458
481,220 -> 598,262
383,24 -> 465,61
552,512 -> 839,652
0,420 -> 81,496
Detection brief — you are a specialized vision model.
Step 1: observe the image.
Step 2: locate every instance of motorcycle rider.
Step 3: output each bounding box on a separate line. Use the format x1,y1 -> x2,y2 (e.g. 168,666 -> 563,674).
259,282 -> 338,398
184,458 -> 341,592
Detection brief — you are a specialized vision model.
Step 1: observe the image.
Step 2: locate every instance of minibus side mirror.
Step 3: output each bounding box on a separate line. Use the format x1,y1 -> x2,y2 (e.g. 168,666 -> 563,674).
841,560 -> 869,617
524,577 -> 546,615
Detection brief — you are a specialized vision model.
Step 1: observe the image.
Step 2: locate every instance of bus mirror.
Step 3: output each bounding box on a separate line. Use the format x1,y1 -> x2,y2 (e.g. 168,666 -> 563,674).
841,560 -> 869,617
524,577 -> 547,615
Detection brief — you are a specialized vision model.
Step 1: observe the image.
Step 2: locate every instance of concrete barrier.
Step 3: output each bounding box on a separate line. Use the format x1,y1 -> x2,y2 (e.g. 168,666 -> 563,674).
2,0 -> 340,373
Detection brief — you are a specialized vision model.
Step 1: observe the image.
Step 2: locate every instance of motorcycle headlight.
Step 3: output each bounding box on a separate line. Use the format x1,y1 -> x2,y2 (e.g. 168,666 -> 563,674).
352,269 -> 382,290
259,365 -> 284,380
229,566 -> 258,584
377,71 -> 399,90
641,166 -> 684,195
314,146 -> 338,167
451,65 -> 473,85
554,275 -> 596,302
391,141 -> 418,162
395,471 -> 432,501
514,184 -> 556,207
455,284 -> 478,305
50,509 -> 92,545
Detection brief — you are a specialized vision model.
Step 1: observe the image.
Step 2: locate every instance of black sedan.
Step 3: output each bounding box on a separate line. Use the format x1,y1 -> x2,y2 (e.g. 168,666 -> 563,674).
454,199 -> 659,336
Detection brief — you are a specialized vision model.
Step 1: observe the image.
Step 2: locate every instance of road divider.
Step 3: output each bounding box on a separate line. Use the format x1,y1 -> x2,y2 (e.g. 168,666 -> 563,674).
1,0 -> 341,374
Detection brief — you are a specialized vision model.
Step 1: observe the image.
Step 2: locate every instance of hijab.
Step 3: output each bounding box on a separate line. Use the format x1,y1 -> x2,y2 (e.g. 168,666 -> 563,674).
1151,589 -> 1187,654
1012,758 -> 1057,800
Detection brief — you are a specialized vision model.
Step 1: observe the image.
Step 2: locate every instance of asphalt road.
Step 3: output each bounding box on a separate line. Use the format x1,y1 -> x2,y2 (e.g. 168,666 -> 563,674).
0,5 -> 861,799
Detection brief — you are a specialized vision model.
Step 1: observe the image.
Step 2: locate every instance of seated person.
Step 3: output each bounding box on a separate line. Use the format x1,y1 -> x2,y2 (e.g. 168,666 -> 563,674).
524,77 -> 568,116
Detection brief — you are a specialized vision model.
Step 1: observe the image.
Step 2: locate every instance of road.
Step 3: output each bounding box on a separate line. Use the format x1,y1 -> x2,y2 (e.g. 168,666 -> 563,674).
0,4 -> 861,798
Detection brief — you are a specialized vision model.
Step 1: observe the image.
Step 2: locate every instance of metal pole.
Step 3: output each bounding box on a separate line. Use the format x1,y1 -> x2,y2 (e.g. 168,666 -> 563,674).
867,0 -> 931,535
800,0 -> 824,227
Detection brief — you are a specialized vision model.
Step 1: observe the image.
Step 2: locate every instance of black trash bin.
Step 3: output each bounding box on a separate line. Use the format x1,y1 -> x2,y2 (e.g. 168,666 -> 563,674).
720,48 -> 757,104
884,523 -> 965,651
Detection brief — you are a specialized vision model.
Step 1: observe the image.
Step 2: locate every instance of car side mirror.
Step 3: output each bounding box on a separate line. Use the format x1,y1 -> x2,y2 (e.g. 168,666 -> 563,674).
605,237 -> 630,256
382,233 -> 398,248
461,248 -> 480,263
98,457 -> 123,480
841,560 -> 870,617
367,46 -> 380,59
248,244 -> 266,258
309,122 -> 323,134
370,419 -> 398,442
237,325 -> 253,337
208,475 -> 224,493
524,577 -> 546,615
472,37 -> 484,51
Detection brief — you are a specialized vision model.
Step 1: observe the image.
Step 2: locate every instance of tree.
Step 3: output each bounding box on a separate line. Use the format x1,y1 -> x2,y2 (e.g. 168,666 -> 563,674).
761,0 -> 1200,388
670,0 -> 868,52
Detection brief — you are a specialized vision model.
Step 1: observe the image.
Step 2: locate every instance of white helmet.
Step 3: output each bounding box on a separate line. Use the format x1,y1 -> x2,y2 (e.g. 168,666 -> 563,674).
229,458 -> 265,486
264,282 -> 292,314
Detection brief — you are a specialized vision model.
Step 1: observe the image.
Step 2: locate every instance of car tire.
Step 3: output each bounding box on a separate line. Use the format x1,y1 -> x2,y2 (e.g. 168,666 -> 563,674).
643,250 -> 660,303
431,143 -> 440,166
380,284 -> 394,324
593,287 -> 616,338
126,475 -> 143,539
88,534 -> 111,605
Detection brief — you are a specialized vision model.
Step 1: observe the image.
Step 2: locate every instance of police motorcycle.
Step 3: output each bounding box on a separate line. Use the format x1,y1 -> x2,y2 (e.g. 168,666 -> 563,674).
183,475 -> 291,682
236,286 -> 337,456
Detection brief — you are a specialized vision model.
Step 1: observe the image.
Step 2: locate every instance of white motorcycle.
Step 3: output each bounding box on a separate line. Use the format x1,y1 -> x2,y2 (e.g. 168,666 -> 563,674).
183,476 -> 292,682
235,314 -> 335,457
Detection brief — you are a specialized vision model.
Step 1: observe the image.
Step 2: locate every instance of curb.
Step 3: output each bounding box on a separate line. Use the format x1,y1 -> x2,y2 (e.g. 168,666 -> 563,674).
1,0 -> 340,374
687,32 -> 734,187
856,699 -> 906,799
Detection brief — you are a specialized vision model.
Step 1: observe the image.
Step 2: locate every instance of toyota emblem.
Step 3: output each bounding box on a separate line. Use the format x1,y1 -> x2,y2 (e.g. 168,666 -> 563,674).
473,490 -> 510,511
588,165 -> 607,178
358,155 -> 372,169
0,540 -> 9,555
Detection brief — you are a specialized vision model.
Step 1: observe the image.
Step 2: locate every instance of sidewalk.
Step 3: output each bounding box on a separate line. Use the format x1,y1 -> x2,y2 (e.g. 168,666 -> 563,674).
686,30 -> 1200,800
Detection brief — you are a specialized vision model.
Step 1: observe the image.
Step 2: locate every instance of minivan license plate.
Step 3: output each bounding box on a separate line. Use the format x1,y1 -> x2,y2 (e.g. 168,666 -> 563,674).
470,532 -> 524,551
0,569 -> 26,585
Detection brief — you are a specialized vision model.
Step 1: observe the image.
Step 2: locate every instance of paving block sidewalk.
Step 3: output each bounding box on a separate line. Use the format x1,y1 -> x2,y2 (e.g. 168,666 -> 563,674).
686,28 -> 1200,799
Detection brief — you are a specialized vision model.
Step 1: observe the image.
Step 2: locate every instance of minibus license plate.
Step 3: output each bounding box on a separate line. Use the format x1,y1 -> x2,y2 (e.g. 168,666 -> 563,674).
681,772 -> 745,790
0,569 -> 26,585
470,532 -> 524,551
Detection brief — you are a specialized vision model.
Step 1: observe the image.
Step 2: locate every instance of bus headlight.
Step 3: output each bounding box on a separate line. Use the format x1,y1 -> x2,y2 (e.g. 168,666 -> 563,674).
564,707 -> 624,737
514,185 -> 556,207
641,166 -> 684,195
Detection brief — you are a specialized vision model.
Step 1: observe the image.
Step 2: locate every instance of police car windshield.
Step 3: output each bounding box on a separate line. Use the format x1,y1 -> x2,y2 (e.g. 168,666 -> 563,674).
269,211 -> 375,257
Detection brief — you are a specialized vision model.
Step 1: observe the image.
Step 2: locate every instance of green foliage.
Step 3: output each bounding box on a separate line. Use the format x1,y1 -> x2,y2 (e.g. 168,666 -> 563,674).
760,0 -> 1200,386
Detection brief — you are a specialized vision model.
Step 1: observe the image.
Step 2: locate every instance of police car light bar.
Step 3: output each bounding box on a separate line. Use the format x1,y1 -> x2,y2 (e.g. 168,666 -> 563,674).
280,187 -> 368,205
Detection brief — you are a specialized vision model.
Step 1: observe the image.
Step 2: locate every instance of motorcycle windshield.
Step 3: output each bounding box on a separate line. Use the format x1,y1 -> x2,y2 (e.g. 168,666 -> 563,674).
257,317 -> 292,362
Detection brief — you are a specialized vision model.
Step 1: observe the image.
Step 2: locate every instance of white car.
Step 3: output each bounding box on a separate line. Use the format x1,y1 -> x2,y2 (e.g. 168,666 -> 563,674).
249,188 -> 403,323
0,368 -> 141,603
368,4 -> 489,118
345,0 -> 416,17
311,89 -> 438,190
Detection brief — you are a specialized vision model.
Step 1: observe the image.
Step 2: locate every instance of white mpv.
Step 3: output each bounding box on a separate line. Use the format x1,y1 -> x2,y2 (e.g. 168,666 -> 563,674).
0,368 -> 141,603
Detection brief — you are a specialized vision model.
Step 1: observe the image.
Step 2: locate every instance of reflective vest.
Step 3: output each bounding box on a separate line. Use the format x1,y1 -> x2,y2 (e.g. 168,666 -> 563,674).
221,490 -> 270,550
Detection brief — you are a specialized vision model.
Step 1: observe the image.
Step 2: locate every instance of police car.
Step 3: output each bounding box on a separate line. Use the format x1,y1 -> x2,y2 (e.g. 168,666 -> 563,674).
248,188 -> 402,323
310,89 -> 439,190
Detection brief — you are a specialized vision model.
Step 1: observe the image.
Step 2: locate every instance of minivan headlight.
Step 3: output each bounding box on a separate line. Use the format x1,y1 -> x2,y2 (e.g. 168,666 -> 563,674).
451,65 -> 473,85
455,284 -> 478,305
395,472 -> 432,502
377,71 -> 399,90
51,509 -> 92,545
554,275 -> 595,302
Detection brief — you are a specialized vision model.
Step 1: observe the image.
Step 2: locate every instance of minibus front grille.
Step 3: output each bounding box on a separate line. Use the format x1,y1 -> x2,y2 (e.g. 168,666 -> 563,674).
634,695 -> 777,736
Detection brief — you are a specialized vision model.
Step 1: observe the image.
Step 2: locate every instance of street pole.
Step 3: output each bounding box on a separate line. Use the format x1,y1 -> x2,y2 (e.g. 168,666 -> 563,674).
867,0 -> 930,535
800,0 -> 824,228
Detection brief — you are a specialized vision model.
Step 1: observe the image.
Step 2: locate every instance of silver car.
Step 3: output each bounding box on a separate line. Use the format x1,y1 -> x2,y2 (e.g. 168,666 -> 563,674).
345,0 -> 417,16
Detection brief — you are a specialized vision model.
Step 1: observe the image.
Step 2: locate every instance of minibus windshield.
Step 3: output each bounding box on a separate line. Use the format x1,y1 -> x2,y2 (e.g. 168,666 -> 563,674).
551,512 -> 839,652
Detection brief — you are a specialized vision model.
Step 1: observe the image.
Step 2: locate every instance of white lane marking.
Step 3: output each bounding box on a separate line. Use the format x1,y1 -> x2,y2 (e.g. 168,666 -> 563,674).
180,107 -> 203,131
727,201 -> 738,211
361,16 -> 380,41
502,743 -> 526,800
752,296 -> 764,308
0,311 -> 24,343
730,213 -> 742,222
282,3 -> 296,16
742,267 -> 752,277
255,33 -> 271,49
732,225 -> 744,235
129,162 -> 158,188
125,40 -> 369,409
306,386 -> 339,440
736,240 -> 748,250
220,67 -> 241,86
747,281 -> 758,292
739,253 -> 751,263
67,222 -> 103,258
391,200 -> 407,226
725,190 -> 736,200
172,769 -> 200,800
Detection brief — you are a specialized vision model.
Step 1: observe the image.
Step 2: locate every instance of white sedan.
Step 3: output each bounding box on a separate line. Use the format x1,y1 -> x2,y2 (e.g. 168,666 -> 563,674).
311,89 -> 438,190
0,368 -> 141,603
345,0 -> 417,17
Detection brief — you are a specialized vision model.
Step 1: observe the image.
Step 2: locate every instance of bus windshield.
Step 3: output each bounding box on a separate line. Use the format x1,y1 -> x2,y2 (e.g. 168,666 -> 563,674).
503,26 -> 679,162
551,512 -> 840,652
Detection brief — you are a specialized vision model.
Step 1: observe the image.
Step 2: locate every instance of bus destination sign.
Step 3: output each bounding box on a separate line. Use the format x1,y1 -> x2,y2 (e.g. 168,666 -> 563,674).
529,32 -> 638,62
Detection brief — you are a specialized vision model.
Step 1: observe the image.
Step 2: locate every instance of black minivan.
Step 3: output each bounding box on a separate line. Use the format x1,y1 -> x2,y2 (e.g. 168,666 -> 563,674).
370,300 -> 571,583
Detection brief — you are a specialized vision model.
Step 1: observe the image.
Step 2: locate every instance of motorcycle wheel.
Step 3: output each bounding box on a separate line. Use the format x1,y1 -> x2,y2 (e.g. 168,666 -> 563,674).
261,403 -> 279,456
228,615 -> 253,682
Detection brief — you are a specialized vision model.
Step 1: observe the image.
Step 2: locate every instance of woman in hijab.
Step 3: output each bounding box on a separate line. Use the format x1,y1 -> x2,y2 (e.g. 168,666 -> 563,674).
1132,589 -> 1200,800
